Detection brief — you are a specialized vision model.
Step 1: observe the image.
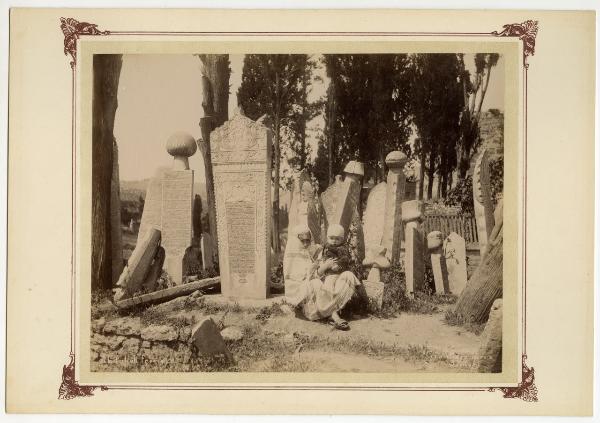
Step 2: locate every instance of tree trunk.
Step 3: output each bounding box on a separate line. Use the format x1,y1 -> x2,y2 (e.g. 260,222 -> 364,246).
272,72 -> 281,254
197,55 -> 230,261
427,152 -> 436,199
418,149 -> 425,200
92,54 -> 123,292
453,217 -> 503,324
299,66 -> 309,170
198,54 -> 229,127
327,80 -> 336,186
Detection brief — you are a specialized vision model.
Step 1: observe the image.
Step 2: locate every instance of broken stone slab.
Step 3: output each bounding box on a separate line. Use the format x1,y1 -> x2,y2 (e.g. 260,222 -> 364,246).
114,228 -> 162,301
190,317 -> 233,361
102,317 -> 142,336
141,324 -> 179,342
114,277 -> 220,310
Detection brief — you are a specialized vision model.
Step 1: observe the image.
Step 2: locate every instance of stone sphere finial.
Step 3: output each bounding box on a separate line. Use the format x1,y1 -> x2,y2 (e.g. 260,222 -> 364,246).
385,151 -> 408,169
166,131 -> 197,170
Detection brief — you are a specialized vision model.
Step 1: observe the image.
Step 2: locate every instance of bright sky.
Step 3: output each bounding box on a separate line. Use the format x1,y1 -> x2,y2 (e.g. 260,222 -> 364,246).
114,53 -> 504,183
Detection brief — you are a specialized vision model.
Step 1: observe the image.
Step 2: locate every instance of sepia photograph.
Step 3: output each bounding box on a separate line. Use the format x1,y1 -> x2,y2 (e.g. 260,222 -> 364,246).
6,6 -> 596,415
89,51 -> 507,375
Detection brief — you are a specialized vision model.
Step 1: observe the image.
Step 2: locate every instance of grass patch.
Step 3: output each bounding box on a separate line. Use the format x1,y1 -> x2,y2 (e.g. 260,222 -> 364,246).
444,310 -> 486,335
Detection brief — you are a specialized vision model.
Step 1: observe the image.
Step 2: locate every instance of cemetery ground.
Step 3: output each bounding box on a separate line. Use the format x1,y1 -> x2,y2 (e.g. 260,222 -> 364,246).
91,264 -> 484,373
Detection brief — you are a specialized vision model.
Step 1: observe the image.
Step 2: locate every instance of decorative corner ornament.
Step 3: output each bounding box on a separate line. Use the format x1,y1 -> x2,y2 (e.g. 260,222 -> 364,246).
492,20 -> 539,68
58,354 -> 108,400
60,17 -> 110,69
489,355 -> 538,402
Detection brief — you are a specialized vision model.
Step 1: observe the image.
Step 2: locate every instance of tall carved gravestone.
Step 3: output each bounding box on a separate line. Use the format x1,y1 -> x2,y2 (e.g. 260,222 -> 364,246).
211,111 -> 272,299
382,151 -> 407,264
161,132 -> 196,284
402,200 -> 425,297
473,148 -> 495,253
444,232 -> 468,295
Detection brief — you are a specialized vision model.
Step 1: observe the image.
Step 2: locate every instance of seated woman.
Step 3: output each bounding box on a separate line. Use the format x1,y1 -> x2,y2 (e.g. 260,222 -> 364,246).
283,225 -> 322,307
292,224 -> 361,331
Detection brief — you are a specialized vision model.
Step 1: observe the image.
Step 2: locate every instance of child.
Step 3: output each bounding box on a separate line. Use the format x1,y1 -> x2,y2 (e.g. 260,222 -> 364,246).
309,224 -> 358,330
319,224 -> 351,278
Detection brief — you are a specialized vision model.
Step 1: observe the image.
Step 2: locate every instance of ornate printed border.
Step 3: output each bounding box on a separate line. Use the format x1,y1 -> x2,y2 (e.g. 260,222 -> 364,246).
59,17 -> 538,402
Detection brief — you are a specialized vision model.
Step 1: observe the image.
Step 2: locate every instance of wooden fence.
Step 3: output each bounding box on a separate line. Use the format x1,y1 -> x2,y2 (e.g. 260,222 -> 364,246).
423,213 -> 479,244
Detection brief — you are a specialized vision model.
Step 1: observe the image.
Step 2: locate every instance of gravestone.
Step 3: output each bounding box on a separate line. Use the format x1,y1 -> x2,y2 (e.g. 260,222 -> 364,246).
427,231 -> 449,294
402,200 -> 425,297
137,167 -> 167,244
200,232 -> 215,270
444,232 -> 468,295
110,141 -> 124,285
161,132 -> 197,284
473,148 -> 495,252
382,151 -> 407,264
362,182 -> 387,249
114,228 -> 162,301
211,110 -> 272,299
287,171 -> 320,246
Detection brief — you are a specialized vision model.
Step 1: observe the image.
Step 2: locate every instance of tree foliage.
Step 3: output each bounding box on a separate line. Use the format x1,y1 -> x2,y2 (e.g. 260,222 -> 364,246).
457,53 -> 500,178
237,54 -> 317,252
410,54 -> 463,198
314,54 -> 413,190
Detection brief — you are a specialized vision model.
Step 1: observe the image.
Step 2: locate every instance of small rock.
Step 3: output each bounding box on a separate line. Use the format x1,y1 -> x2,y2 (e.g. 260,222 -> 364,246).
93,333 -> 126,350
141,340 -> 152,349
121,337 -> 141,354
283,333 -> 296,346
279,304 -> 294,315
103,317 -> 142,336
91,317 -> 106,333
220,326 -> 243,342
178,326 -> 192,342
141,324 -> 178,342
190,317 -> 233,361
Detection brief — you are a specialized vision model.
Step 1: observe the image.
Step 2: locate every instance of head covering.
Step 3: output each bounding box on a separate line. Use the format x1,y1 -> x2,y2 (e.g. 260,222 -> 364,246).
294,224 -> 311,241
327,224 -> 345,238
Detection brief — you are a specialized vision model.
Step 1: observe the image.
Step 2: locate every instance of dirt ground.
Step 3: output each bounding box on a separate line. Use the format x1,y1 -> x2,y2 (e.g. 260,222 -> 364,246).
93,291 -> 482,373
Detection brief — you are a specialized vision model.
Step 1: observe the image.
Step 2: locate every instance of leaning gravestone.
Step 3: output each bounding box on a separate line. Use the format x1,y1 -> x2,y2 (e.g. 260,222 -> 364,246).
473,148 -> 495,253
200,232 -> 215,270
210,110 -> 272,299
114,228 -> 162,301
444,232 -> 468,295
161,132 -> 197,284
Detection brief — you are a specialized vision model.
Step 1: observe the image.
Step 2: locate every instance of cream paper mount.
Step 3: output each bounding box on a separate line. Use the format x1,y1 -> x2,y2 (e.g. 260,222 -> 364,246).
59,16 -> 532,399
